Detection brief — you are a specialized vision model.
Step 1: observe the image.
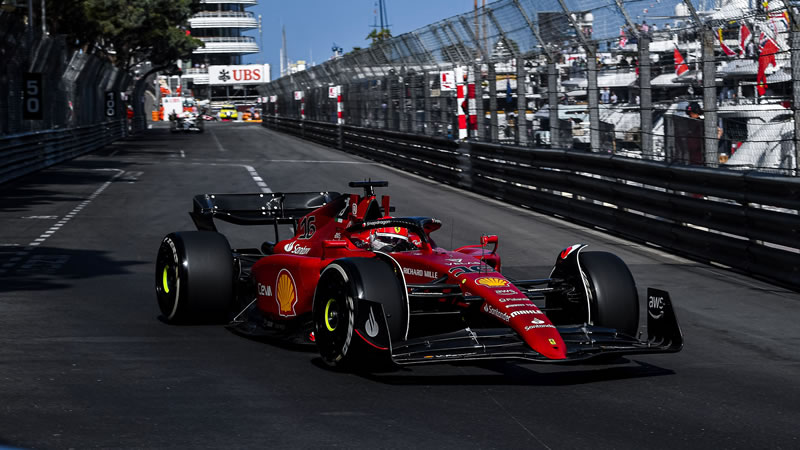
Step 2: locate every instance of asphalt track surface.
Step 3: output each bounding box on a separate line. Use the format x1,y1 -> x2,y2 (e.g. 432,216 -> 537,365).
1,122 -> 798,449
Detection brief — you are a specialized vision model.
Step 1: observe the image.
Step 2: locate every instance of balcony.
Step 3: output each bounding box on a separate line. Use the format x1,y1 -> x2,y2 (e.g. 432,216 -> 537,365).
190,11 -> 258,29
194,36 -> 259,54
182,68 -> 210,85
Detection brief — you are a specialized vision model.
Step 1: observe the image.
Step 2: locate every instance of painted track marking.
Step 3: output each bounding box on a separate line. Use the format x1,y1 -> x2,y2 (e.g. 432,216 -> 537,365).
209,128 -> 226,152
0,169 -> 123,274
244,165 -> 272,193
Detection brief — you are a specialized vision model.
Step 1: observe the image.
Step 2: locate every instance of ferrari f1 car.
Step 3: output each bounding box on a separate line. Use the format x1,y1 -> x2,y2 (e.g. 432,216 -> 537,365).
155,181 -> 682,370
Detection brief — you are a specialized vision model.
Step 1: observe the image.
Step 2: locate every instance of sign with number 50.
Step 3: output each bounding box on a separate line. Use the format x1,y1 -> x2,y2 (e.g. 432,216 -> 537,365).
23,73 -> 43,120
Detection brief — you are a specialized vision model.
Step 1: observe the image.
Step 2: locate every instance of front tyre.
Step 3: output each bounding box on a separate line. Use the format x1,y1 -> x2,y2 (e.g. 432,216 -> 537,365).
580,251 -> 639,336
313,264 -> 356,366
155,231 -> 234,324
312,257 -> 407,370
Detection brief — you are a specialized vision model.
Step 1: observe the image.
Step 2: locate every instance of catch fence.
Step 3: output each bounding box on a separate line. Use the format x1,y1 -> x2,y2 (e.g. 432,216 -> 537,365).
259,0 -> 800,176
0,11 -> 131,182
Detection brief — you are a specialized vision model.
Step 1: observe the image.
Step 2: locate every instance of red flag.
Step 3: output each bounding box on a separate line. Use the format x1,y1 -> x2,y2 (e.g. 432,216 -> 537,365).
717,28 -> 736,56
674,47 -> 689,76
619,27 -> 627,48
757,37 -> 779,96
738,23 -> 752,56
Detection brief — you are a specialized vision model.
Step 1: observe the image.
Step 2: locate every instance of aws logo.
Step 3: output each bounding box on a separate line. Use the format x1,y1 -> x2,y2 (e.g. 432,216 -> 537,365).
275,269 -> 298,317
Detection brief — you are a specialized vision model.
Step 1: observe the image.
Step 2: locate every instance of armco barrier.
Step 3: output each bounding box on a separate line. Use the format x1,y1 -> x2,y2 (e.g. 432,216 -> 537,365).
262,118 -> 800,290
0,120 -> 126,184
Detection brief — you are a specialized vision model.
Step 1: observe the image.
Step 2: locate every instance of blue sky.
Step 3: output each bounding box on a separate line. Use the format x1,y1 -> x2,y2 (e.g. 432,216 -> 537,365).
240,0 -> 690,80
242,1 -> 477,80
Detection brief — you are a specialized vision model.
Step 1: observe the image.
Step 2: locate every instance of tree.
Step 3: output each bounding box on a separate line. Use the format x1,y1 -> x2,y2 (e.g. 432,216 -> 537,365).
367,28 -> 392,46
45,0 -> 203,71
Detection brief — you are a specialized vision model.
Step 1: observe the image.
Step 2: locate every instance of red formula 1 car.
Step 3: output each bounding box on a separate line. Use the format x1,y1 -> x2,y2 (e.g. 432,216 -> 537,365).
155,181 -> 682,369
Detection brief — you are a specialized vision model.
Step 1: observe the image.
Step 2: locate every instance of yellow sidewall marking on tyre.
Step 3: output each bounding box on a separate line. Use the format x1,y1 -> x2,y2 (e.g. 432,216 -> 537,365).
324,298 -> 337,332
162,266 -> 170,294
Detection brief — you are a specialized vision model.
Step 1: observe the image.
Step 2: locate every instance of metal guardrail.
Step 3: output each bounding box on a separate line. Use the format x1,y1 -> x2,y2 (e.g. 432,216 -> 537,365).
0,120 -> 126,184
263,117 -> 800,290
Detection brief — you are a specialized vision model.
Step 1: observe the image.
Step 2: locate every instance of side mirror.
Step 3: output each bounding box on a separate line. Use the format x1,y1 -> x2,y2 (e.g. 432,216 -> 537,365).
481,235 -> 498,245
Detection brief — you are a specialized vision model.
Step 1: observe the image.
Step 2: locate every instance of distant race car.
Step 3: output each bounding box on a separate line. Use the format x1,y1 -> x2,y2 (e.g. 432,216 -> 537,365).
155,181 -> 682,370
218,104 -> 238,120
170,113 -> 204,133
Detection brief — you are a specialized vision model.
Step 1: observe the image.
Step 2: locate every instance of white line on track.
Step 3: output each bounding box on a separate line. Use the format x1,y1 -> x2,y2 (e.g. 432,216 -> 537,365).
260,159 -> 380,164
209,128 -> 226,152
0,169 -> 123,275
187,162 -> 272,194
206,128 -> 270,192
243,164 -> 272,193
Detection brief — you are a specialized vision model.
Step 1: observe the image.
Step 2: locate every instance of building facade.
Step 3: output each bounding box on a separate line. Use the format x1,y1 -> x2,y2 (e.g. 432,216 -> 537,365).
182,0 -> 262,102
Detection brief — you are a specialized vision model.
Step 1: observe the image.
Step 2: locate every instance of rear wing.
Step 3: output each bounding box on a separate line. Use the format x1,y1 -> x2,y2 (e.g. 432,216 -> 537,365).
190,191 -> 340,232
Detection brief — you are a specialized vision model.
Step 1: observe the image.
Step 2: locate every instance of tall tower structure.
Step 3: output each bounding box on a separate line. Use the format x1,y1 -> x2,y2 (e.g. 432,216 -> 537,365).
181,0 -> 261,101
281,25 -> 288,77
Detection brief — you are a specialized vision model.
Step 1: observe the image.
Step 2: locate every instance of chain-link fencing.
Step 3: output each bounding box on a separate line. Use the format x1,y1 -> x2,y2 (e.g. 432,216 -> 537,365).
1,12 -> 132,184
1,12 -> 131,137
259,0 -> 800,176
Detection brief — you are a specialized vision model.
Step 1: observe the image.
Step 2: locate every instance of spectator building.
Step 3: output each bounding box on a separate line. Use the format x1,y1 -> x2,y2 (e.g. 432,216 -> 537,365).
180,0 -> 262,102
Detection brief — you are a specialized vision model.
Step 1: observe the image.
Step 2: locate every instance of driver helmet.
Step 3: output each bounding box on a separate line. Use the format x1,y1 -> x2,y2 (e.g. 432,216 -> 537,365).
370,226 -> 409,251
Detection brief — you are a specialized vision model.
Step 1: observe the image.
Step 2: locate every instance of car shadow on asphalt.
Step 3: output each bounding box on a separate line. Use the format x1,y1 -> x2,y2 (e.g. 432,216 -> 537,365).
311,357 -> 675,386
0,245 -> 143,293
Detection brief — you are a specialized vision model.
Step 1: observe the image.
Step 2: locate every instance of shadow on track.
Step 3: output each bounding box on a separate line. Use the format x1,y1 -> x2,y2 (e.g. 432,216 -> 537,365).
0,245 -> 143,293
311,357 -> 675,386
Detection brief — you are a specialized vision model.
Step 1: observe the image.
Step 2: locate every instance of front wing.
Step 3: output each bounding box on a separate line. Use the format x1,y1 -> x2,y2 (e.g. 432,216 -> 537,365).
386,288 -> 682,365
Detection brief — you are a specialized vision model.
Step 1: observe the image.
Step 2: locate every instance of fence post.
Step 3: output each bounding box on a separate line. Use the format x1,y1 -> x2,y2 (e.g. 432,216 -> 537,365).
409,71 -> 418,133
639,35 -> 653,159
337,85 -> 344,149
467,66 -> 476,139
399,68 -> 407,132
457,66 -> 467,140
489,62 -> 498,142
516,57 -> 528,146
793,27 -> 800,175
702,29 -> 718,167
587,43 -> 600,152
473,63 -> 484,141
548,61 -> 559,149
423,72 -> 431,135
300,91 -> 305,138
384,76 -> 391,130
665,114 -> 675,163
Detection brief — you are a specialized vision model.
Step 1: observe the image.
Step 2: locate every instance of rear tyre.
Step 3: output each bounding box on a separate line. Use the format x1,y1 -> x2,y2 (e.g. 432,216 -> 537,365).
579,251 -> 639,336
155,231 -> 234,324
312,257 -> 407,370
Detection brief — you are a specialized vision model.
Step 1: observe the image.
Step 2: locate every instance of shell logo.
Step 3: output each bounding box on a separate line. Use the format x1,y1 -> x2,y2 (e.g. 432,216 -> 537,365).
475,277 -> 509,287
275,269 -> 298,317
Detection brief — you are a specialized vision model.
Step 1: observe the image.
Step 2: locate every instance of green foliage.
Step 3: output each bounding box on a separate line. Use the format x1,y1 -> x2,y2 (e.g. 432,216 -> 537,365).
45,0 -> 202,71
367,28 -> 392,46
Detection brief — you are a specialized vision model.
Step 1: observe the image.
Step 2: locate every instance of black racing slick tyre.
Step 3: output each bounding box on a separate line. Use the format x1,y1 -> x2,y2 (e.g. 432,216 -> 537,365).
579,251 -> 639,336
155,231 -> 234,324
312,257 -> 407,370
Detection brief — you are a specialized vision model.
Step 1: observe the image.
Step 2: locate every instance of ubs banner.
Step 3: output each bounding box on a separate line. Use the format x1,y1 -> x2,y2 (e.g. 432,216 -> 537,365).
208,64 -> 271,85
